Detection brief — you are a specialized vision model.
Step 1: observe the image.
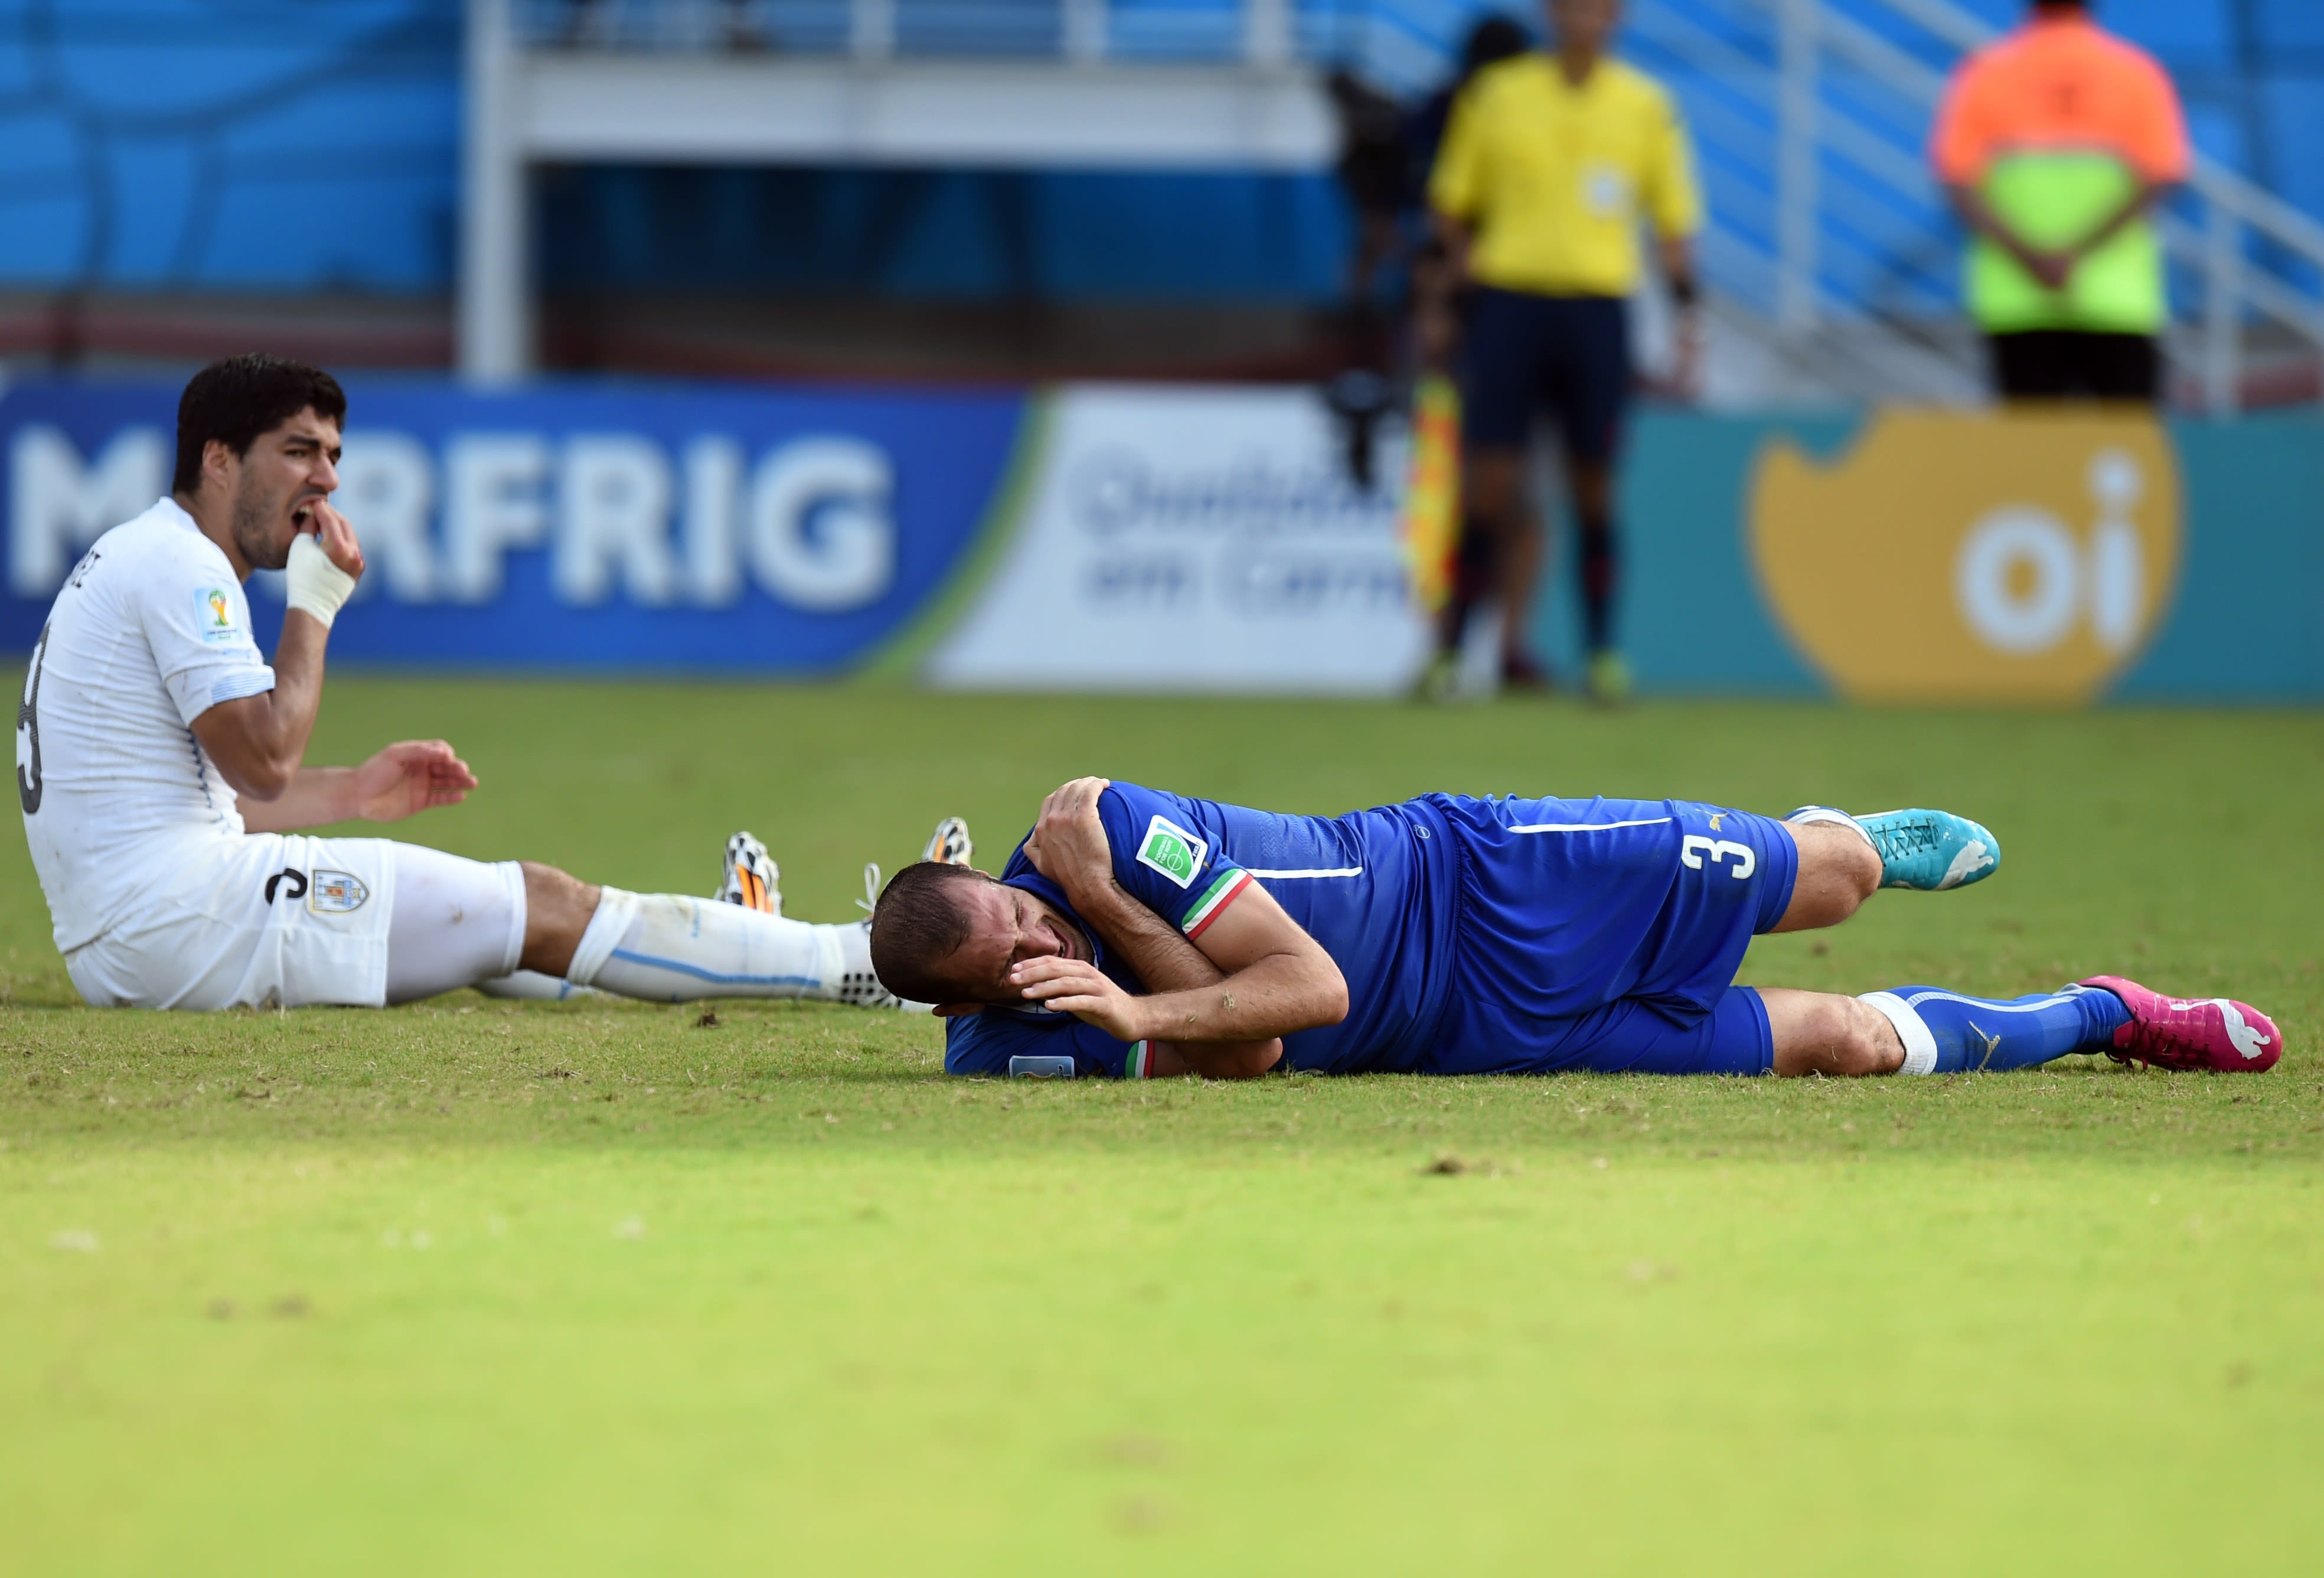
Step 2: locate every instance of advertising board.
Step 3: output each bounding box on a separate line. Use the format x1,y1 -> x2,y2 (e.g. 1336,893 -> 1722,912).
922,386 -> 1429,693
1,377 -> 2315,701
1605,408 -> 2319,703
1,379 -> 1026,672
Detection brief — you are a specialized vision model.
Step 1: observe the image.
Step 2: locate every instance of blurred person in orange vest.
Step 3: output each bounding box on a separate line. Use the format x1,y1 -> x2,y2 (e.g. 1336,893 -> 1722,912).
1428,0 -> 1703,703
1931,0 -> 2189,402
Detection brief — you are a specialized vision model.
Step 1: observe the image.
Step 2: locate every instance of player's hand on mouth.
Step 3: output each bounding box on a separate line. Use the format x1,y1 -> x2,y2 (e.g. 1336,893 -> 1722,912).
1008,956 -> 1143,1040
298,496 -> 365,580
1024,775 -> 1114,905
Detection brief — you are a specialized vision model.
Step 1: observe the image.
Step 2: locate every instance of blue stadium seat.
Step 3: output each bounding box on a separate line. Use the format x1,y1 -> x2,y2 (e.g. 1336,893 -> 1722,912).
0,0 -> 2318,315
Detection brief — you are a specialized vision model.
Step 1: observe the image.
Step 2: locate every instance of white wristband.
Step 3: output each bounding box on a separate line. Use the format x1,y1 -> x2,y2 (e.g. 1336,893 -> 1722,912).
284,532 -> 358,628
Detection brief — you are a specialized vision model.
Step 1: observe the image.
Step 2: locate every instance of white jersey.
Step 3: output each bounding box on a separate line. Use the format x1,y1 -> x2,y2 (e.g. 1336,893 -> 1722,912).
13,493 -> 851,1012
17,497 -> 275,953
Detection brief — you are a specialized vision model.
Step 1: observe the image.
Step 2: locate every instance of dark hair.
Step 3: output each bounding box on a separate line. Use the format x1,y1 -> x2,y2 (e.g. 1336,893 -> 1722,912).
1460,14 -> 1530,80
869,861 -> 997,1005
172,353 -> 347,495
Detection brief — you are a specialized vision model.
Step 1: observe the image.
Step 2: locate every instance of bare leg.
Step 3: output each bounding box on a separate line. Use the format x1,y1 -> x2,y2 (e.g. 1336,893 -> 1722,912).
1461,444 -> 1544,673
1757,818 -> 2136,1078
1570,457 -> 1617,657
1770,820 -> 1881,933
519,862 -> 600,977
1764,987 -> 1906,1077
1757,823 -> 1897,1074
1569,457 -> 1613,526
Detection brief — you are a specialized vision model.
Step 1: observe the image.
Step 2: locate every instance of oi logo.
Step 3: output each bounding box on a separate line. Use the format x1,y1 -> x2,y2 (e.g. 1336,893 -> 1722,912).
1748,410 -> 2181,704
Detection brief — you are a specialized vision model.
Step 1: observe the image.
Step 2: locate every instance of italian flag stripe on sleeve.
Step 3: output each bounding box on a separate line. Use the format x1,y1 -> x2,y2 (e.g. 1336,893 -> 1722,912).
1181,868 -> 1254,940
1126,1041 -> 1153,1079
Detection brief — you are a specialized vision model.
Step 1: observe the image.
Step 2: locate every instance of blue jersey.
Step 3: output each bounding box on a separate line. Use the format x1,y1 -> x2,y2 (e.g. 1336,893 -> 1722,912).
945,782 -> 1460,1078
942,784 -> 1800,1080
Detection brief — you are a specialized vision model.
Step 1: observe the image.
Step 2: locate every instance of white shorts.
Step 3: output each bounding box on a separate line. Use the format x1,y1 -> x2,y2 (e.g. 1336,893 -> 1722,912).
65,835 -> 526,1010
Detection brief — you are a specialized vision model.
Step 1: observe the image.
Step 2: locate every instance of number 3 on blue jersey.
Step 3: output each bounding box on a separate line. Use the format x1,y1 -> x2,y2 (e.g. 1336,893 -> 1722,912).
1680,835 -> 1756,879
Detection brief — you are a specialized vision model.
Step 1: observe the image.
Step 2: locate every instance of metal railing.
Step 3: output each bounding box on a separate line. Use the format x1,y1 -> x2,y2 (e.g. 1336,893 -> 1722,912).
1581,0 -> 2324,410
497,0 -> 2324,408
513,0 -> 1509,85
515,0 -> 1308,67
1780,0 -> 2322,412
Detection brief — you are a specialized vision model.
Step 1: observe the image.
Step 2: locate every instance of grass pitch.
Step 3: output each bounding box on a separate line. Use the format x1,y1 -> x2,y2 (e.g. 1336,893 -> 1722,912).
3,681 -> 2320,1576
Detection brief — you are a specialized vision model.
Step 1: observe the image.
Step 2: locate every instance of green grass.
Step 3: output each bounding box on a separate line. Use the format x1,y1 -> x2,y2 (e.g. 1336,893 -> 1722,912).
3,682 -> 2320,1576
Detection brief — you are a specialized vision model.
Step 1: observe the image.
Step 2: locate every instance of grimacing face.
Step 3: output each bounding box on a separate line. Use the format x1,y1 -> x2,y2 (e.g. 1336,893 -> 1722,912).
221,408 -> 342,573
938,880 -> 1093,1005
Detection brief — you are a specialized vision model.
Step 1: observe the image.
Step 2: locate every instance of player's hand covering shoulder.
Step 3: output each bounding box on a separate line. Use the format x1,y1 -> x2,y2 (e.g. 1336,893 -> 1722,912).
1022,776 -> 1118,908
1086,781 -> 1258,940
998,780 -> 1343,1074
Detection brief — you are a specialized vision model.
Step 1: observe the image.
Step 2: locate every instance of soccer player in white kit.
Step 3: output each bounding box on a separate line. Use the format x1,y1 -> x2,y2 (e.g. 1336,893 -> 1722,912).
17,354 -> 939,1011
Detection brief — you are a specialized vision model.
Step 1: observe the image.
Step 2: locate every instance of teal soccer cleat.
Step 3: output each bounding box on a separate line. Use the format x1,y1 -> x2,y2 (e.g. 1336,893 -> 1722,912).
1786,806 -> 2001,891
1856,808 -> 2001,891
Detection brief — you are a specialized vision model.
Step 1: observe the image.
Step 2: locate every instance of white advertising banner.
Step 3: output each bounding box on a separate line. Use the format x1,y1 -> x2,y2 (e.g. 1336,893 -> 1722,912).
923,385 -> 1431,694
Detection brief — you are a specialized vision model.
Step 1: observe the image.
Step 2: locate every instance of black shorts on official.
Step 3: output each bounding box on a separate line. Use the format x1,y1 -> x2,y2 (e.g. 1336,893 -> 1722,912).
1460,288 -> 1632,462
1988,330 -> 2159,403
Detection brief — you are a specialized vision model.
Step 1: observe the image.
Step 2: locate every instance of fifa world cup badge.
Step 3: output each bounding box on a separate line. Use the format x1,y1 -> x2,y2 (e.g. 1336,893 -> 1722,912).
194,587 -> 240,645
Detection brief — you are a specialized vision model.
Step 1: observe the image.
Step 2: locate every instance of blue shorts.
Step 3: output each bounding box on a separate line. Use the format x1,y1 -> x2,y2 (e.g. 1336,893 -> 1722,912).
1460,289 -> 1631,462
1422,797 -> 1798,1077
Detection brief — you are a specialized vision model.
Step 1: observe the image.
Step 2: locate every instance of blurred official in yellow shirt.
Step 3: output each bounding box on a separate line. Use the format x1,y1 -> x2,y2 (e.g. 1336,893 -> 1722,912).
1427,0 -> 1702,701
1430,40 -> 1700,296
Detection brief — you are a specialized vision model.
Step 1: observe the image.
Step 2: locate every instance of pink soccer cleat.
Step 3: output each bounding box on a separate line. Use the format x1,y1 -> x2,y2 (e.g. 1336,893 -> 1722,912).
2079,976 -> 2282,1072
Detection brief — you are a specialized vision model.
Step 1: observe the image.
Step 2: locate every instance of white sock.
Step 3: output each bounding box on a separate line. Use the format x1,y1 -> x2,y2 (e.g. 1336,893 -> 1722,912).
567,887 -> 639,984
474,970 -> 598,1001
1858,991 -> 1940,1075
562,887 -> 879,1004
1786,805 -> 1879,857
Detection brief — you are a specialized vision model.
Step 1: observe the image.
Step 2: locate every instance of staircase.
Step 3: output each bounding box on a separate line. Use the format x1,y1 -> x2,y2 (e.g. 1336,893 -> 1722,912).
1353,0 -> 2324,409
464,0 -> 2324,408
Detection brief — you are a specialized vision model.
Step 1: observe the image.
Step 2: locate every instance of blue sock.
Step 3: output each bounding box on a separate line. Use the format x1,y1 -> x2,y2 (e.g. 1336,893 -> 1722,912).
1858,985 -> 2131,1074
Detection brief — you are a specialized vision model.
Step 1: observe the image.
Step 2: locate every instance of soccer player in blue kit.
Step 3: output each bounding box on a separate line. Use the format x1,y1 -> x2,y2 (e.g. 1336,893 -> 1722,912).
867,779 -> 2282,1080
